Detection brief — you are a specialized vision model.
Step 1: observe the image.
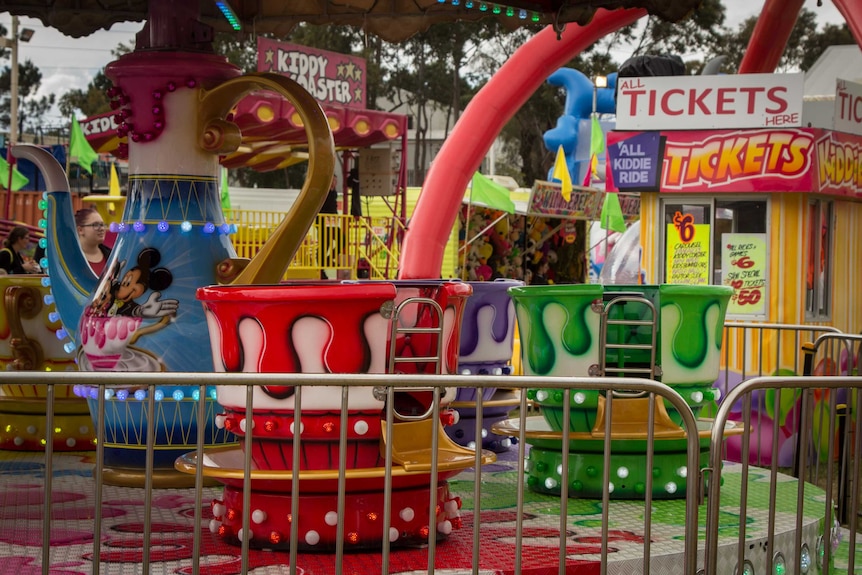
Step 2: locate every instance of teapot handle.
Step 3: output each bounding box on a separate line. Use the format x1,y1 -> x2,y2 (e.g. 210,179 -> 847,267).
197,72 -> 336,285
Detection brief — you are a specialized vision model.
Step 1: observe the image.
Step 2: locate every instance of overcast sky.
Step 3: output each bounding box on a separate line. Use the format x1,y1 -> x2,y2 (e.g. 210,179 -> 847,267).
0,0 -> 852,127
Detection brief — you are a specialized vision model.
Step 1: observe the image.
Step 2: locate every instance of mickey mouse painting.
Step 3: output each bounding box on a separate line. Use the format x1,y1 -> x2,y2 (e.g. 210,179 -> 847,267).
97,247 -> 179,318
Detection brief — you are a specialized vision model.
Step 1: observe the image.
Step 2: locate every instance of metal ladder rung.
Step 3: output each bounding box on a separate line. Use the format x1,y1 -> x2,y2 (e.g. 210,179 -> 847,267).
606,319 -> 654,326
605,343 -> 654,350
392,356 -> 440,363
604,366 -> 654,374
396,327 -> 441,335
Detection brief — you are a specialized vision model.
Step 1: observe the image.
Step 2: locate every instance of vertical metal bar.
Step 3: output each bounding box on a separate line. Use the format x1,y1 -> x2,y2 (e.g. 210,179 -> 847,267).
142,383 -> 156,573
765,378 -> 781,575
93,383 -> 105,575
600,391 -> 612,575
192,384 -> 207,574
558,388 -> 571,575
335,386 -> 349,567
736,393 -> 752,573
426,386 -> 442,575
289,385 -> 302,575
381,385 -> 395,575
642,391 -> 655,575
514,388 -> 528,575
847,385 -> 861,575
242,382 -> 254,575
472,388 -> 484,575
41,381 -> 55,575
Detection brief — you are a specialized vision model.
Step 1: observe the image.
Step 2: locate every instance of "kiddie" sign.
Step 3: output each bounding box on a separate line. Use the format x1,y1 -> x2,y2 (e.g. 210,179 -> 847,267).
616,73 -> 804,131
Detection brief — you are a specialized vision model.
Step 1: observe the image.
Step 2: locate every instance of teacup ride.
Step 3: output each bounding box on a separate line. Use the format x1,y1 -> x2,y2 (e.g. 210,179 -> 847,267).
14,36 -> 344,486
493,284 -> 742,499
181,280 -> 494,551
448,279 -> 523,452
0,275 -> 94,451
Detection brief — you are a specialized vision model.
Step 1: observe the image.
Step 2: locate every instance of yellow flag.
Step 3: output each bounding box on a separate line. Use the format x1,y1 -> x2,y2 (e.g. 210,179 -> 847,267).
552,145 -> 572,201
108,162 -> 121,213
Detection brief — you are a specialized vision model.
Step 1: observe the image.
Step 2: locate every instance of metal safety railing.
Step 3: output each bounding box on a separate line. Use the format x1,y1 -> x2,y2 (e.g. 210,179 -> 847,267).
705,375 -> 862,575
0,371 -> 703,575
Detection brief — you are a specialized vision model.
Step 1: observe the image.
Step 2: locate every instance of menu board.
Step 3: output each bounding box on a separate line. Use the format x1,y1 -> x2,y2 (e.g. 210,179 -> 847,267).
666,211 -> 710,285
721,233 -> 768,316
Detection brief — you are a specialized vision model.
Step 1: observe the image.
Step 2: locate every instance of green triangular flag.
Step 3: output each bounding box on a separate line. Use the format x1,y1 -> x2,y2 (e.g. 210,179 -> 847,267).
600,192 -> 626,233
0,154 -> 29,191
469,172 -> 515,214
69,116 -> 99,175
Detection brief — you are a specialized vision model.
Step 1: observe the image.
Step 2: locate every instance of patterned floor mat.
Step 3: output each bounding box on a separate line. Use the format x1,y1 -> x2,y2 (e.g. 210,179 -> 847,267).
0,448 -> 857,575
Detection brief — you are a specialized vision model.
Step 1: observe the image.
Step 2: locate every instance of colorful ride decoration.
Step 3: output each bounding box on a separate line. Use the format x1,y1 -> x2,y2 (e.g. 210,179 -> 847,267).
186,280 -> 492,551
12,25 -> 337,484
497,283 -> 735,499
0,276 -> 94,451
448,279 -> 522,452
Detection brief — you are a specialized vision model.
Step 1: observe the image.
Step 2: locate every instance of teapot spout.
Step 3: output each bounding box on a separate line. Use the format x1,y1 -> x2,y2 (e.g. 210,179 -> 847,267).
13,144 -> 97,343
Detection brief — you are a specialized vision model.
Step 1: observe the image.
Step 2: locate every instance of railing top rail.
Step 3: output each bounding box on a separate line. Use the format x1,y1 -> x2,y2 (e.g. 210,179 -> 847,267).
723,321 -> 843,333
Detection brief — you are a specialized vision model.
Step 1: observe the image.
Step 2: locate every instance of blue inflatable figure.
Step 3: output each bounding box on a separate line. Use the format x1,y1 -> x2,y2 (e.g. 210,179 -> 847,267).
543,68 -> 617,185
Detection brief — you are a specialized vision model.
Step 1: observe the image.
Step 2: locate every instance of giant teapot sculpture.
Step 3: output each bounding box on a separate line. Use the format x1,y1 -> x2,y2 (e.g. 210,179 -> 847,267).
15,56 -> 336,373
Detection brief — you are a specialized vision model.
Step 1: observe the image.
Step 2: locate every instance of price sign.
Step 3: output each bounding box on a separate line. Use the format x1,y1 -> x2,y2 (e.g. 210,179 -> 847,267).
721,233 -> 768,316
666,211 -> 710,285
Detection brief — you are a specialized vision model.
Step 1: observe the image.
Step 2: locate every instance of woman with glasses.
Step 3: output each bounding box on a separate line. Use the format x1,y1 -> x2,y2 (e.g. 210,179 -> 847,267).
76,208 -> 112,275
0,226 -> 41,274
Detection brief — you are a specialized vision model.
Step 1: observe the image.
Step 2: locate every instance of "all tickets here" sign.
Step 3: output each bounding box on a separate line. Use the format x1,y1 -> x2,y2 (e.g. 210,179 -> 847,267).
616,73 -> 804,131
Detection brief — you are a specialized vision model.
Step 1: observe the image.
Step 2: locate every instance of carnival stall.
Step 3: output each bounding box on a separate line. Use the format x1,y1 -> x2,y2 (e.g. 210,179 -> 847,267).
608,71 -> 862,463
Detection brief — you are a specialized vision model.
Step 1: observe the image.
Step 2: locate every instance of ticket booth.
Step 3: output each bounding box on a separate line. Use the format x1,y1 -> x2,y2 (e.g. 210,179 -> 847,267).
607,72 -> 862,372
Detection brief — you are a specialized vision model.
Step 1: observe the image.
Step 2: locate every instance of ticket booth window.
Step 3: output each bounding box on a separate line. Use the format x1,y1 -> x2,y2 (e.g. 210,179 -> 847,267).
805,199 -> 833,320
661,197 -> 769,318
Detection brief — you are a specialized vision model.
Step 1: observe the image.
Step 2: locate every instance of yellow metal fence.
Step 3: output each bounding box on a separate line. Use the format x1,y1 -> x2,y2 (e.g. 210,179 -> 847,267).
228,209 -> 405,280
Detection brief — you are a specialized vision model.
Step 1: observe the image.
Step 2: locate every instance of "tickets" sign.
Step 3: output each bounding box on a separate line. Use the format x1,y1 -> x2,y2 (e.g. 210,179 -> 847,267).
616,73 -> 804,131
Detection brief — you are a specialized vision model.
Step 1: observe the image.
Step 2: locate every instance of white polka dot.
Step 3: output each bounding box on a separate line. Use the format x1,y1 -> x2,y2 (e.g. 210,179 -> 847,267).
251,509 -> 267,524
437,520 -> 453,535
239,419 -> 247,432
691,391 -> 704,403
237,528 -> 251,541
66,438 -> 76,447
608,482 -> 615,493
215,415 -> 226,429
212,503 -> 226,518
400,507 -> 415,522
354,420 -> 369,435
501,438 -> 512,448
305,530 -> 321,545
79,426 -> 89,434
450,410 -> 460,424
574,392 -> 586,404
544,477 -> 558,489
26,426 -> 36,434
617,467 -> 629,479
389,527 -> 400,542
677,466 -> 688,478
480,429 -> 488,438
665,481 -> 678,494
13,436 -> 23,446
289,421 -> 305,435
444,500 -> 459,514
209,519 -> 219,533
324,511 -> 339,526
536,390 -> 549,401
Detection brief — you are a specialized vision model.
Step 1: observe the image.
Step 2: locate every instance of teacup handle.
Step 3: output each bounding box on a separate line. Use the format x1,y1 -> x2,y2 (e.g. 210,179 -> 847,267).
197,72 -> 336,285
